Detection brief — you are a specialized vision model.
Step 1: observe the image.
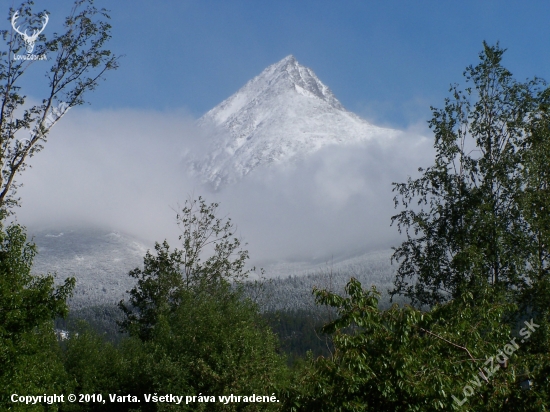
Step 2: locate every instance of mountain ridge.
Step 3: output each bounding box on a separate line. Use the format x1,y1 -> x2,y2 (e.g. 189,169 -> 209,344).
191,55 -> 398,188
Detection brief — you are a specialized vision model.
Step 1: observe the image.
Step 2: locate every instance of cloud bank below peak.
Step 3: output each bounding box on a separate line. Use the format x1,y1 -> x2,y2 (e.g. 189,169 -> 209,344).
17,106 -> 434,267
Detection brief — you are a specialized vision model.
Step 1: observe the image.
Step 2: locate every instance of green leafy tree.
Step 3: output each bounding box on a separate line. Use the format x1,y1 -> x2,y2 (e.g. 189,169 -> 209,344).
285,278 -> 550,411
60,323 -> 138,412
293,43 -> 550,412
0,0 -> 118,211
119,196 -> 252,340
119,197 -> 288,411
0,222 -> 74,410
119,240 -> 186,341
515,90 -> 550,354
135,285 -> 287,412
0,1 -> 117,408
390,43 -> 548,307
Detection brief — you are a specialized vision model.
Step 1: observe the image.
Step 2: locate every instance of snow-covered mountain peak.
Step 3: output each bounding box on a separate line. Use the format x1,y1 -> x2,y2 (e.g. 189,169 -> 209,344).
205,55 -> 342,126
193,55 -> 398,188
261,54 -> 343,109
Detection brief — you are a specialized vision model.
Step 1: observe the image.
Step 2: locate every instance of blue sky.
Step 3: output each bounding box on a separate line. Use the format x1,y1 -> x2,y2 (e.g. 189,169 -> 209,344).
6,0 -> 550,129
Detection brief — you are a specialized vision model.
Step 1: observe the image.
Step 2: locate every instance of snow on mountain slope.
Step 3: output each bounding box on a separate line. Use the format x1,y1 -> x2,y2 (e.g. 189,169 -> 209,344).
192,55 -> 398,187
31,227 -> 149,309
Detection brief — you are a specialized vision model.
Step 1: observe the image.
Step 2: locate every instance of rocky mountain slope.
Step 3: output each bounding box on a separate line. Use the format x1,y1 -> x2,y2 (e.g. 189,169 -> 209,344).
192,55 -> 398,187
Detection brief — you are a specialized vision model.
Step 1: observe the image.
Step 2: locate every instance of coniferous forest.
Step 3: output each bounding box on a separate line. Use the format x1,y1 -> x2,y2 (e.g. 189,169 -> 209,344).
1,1 -> 550,411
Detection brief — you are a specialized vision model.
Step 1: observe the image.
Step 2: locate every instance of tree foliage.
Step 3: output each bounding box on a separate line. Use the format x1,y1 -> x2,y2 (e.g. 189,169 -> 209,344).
284,44 -> 550,411
0,0 -> 118,211
0,1 -> 116,408
285,278 -> 550,411
132,285 -> 287,412
115,197 -> 288,411
0,222 -> 74,410
390,43 -> 550,308
61,324 -> 127,412
119,196 -> 253,341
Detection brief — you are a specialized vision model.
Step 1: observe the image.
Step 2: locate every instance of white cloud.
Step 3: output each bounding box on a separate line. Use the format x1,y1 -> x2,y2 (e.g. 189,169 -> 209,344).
17,107 -> 202,244
17,107 -> 435,268
212,130 -> 434,265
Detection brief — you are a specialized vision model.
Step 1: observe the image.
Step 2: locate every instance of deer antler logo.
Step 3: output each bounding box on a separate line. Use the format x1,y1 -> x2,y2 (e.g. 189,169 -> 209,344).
11,11 -> 49,54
